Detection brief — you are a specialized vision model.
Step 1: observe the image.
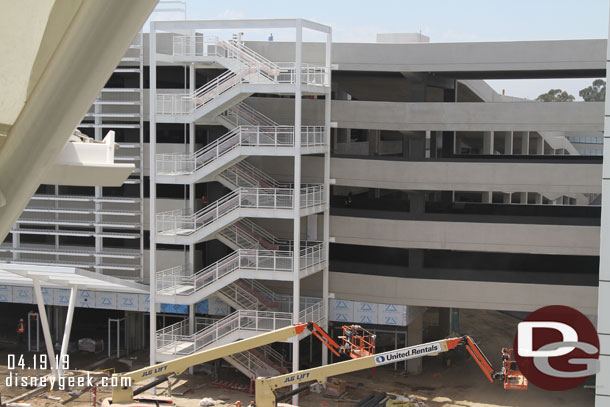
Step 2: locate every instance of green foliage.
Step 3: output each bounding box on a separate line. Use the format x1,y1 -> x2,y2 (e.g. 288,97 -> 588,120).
579,79 -> 605,102
535,89 -> 575,102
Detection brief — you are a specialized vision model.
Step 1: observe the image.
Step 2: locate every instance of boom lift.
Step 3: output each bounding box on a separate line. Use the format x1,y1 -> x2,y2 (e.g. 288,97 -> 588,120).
105,324 -> 309,406
255,335 -> 527,407
104,322 -> 367,406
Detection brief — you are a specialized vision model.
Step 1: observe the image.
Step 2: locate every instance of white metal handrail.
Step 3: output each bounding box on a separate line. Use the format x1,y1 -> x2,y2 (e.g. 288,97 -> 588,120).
226,351 -> 274,377
218,282 -> 262,310
156,316 -> 215,350
156,187 -> 298,236
221,102 -> 279,127
156,186 -> 325,236
219,39 -> 281,80
257,345 -> 289,371
276,62 -> 329,86
156,249 -> 293,295
172,35 -> 219,57
156,300 -> 325,355
218,160 -> 287,189
157,126 -> 324,176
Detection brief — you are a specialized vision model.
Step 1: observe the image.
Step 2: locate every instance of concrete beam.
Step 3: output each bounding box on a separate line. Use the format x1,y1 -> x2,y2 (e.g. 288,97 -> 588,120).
245,97 -> 604,132
330,272 -> 598,315
329,158 -> 601,194
330,216 -> 600,256
244,39 -> 606,75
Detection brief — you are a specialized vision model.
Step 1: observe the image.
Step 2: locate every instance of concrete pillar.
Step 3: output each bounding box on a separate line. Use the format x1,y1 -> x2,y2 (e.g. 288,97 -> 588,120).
441,131 -> 454,157
307,215 -> 317,240
520,132 -> 530,155
407,313 -> 423,374
438,308 -> 451,337
504,131 -> 513,155
536,134 -> 544,155
369,129 -> 380,156
483,131 -> 494,155
409,249 -> 424,269
407,132 -> 426,160
482,191 -> 492,203
408,192 -> 425,215
520,192 -> 528,204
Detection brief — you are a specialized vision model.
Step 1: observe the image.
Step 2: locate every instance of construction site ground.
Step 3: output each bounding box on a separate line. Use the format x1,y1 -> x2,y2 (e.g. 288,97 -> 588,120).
0,309 -> 595,407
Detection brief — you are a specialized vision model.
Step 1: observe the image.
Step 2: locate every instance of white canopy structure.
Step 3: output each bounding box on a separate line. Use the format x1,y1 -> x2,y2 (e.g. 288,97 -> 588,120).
0,0 -> 158,376
0,0 -> 157,243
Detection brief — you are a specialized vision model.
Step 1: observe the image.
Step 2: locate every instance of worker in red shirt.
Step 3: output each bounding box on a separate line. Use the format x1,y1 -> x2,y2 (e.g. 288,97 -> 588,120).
17,318 -> 24,344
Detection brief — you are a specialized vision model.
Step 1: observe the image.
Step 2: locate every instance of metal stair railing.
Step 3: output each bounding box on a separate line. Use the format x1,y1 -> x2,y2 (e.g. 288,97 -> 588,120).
156,187 -> 295,236
156,249 -> 294,296
193,309 -> 293,353
220,102 -> 279,128
300,185 -> 325,208
219,219 -> 282,250
217,283 -> 261,310
299,243 -> 325,270
256,345 -> 290,373
234,280 -> 279,309
156,301 -> 325,355
157,126 -> 309,176
156,316 -> 215,351
172,35 -> 221,57
276,62 -> 329,86
218,160 -> 286,189
225,350 -> 277,377
156,126 -> 240,175
218,39 -> 281,81
217,223 -> 264,250
156,67 -> 253,116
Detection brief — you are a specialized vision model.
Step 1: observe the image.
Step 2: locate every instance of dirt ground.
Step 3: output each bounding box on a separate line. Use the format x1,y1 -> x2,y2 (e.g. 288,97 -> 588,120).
0,309 -> 595,407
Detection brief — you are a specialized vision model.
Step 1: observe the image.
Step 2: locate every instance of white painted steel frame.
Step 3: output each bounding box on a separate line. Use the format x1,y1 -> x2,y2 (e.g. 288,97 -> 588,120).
149,20 -> 331,390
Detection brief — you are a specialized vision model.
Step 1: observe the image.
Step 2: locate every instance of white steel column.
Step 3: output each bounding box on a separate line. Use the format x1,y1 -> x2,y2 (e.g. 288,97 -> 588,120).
148,22 -> 158,367
32,279 -> 58,377
189,62 -> 196,275
321,27 -> 332,367
595,9 -> 610,405
58,285 -> 77,377
292,19 -> 303,405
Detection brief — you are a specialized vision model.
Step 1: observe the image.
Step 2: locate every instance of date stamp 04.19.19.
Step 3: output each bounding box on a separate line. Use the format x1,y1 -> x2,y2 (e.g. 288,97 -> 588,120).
4,354 -> 128,390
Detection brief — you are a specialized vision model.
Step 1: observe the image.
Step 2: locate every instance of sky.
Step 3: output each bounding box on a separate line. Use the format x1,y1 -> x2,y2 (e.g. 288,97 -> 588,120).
153,0 -> 610,100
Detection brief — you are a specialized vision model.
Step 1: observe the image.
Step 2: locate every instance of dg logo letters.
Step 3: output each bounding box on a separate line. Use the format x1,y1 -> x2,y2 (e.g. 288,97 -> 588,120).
514,305 -> 600,391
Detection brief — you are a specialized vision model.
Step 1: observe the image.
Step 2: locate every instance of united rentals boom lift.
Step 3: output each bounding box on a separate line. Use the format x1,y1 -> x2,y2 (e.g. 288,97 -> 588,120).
104,322 -> 524,407
103,322 -> 366,406
254,335 -> 527,407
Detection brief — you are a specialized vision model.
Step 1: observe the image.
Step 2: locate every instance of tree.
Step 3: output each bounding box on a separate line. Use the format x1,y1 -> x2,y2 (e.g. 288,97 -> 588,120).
535,89 -> 575,102
579,79 -> 606,102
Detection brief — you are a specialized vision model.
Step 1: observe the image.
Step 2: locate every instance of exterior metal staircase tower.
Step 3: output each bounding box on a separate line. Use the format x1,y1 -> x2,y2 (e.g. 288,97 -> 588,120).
149,20 -> 331,384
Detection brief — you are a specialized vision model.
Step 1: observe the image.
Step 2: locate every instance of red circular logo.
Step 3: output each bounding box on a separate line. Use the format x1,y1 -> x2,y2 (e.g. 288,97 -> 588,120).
513,305 -> 599,391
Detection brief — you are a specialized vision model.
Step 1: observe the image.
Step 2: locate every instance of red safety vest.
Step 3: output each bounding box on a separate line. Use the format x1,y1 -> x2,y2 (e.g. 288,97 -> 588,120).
17,322 -> 24,333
